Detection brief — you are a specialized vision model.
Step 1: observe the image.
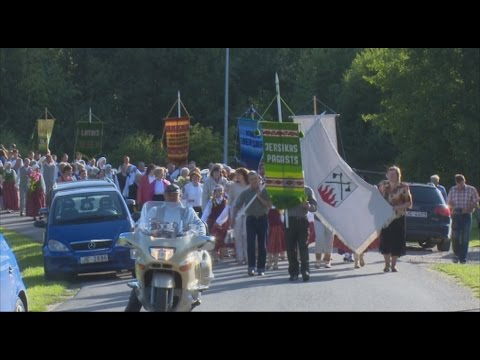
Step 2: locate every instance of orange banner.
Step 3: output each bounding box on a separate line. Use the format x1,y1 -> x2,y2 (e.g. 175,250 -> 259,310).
164,117 -> 190,166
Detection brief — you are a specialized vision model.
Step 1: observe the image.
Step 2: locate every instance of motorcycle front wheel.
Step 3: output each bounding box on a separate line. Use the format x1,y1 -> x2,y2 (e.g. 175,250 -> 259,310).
153,288 -> 173,312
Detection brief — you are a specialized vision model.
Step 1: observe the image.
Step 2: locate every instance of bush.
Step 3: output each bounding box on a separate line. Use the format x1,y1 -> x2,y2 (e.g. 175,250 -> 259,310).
109,132 -> 165,167
188,123 -> 223,168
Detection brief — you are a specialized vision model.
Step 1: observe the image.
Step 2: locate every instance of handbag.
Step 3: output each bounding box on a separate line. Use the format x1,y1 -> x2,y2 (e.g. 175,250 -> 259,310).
225,229 -> 235,244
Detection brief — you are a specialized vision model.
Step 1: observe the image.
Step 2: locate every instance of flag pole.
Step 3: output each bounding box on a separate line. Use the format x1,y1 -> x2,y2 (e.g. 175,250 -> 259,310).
177,91 -> 181,117
223,48 -> 229,164
275,73 -> 282,123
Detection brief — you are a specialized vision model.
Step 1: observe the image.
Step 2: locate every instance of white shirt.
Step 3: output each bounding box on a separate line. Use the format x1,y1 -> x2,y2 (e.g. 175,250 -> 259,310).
183,182 -> 203,207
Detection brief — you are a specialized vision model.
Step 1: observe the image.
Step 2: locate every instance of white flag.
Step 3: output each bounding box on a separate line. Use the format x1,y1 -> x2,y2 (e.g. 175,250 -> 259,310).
293,113 -> 338,150
299,116 -> 395,254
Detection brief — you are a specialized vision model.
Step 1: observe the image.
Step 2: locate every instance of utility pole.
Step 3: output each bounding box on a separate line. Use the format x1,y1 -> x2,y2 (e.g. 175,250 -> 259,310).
275,73 -> 282,122
223,48 -> 229,164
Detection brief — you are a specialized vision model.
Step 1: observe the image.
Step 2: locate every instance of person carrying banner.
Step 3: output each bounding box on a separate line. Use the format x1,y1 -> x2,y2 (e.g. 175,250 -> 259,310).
232,171 -> 272,276
378,166 -> 412,272
284,185 -> 317,282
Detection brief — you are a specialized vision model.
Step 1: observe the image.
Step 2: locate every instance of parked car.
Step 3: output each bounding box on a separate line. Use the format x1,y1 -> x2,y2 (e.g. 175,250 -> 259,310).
0,233 -> 28,312
405,183 -> 451,251
42,186 -> 136,280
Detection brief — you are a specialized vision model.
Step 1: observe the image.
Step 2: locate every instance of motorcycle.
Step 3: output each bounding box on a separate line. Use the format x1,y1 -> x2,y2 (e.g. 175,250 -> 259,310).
118,201 -> 215,312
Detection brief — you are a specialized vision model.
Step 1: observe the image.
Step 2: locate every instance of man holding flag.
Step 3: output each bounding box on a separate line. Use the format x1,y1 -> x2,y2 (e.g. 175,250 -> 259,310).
284,186 -> 317,282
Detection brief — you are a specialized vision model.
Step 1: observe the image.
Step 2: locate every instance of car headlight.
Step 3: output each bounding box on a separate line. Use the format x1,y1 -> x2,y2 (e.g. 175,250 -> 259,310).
150,247 -> 175,261
47,239 -> 69,252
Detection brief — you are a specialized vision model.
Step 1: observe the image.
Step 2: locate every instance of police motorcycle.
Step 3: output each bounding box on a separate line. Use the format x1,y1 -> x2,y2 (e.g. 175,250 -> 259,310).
118,201 -> 215,312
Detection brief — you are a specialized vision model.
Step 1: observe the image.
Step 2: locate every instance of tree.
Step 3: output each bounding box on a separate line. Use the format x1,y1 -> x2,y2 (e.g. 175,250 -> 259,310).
349,48 -> 479,186
188,123 -> 223,167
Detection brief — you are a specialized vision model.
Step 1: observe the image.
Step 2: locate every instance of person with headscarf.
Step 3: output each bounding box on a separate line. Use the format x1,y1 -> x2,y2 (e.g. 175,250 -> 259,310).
18,158 -> 31,216
97,156 -> 107,170
26,164 -> 46,221
2,162 -> 19,212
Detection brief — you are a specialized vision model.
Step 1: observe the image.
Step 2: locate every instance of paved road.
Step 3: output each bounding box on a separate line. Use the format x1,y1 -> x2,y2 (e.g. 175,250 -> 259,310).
2,210 -> 479,312
52,249 -> 479,312
0,211 -> 44,243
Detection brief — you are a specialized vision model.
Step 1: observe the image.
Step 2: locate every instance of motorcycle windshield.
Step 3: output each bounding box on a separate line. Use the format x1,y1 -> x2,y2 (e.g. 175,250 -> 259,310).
139,201 -> 203,238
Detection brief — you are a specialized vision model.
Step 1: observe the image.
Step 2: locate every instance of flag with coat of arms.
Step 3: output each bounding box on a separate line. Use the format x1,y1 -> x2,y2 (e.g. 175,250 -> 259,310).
295,115 -> 395,254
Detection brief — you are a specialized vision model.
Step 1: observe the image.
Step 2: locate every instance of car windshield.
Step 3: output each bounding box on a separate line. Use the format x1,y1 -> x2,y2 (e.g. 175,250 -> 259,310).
139,201 -> 202,238
52,191 -> 126,225
410,186 -> 444,204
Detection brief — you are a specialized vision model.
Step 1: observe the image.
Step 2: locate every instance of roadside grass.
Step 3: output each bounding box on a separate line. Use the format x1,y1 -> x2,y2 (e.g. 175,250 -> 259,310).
470,221 -> 479,247
432,221 -> 480,299
433,263 -> 480,298
0,226 -> 77,311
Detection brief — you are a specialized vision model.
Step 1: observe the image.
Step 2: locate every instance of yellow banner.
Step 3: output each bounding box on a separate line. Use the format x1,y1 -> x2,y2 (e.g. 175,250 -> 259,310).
37,119 -> 55,153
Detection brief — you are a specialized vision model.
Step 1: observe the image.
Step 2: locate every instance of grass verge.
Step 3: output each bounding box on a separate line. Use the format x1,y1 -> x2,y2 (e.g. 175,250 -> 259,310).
470,221 -> 479,247
432,221 -> 480,299
432,263 -> 480,299
0,226 -> 78,312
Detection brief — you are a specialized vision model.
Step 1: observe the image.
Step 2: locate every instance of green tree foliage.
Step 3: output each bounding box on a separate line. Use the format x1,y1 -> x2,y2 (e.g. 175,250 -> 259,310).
188,123 -> 223,167
350,48 -> 479,186
0,130 -> 30,155
109,132 -> 165,167
1,47 -> 477,186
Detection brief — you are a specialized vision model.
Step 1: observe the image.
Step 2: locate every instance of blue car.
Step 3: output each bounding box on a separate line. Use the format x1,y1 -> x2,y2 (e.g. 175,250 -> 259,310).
0,233 -> 28,312
42,186 -> 135,280
405,183 -> 451,251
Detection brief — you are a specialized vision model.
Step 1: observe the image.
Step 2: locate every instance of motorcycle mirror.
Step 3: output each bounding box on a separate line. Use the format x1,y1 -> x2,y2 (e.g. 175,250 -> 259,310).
132,212 -> 141,222
196,235 -> 215,251
118,232 -> 135,247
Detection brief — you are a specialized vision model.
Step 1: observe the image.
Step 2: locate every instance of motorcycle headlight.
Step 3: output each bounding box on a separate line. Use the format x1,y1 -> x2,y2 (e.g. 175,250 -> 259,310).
150,247 -> 175,261
130,249 -> 138,260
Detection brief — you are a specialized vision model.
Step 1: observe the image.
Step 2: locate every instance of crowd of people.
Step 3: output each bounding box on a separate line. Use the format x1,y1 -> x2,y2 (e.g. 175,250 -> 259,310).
1,143 -> 479,280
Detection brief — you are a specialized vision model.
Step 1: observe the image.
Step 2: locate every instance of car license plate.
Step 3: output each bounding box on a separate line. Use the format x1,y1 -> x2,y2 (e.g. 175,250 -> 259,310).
80,254 -> 109,264
406,211 -> 427,218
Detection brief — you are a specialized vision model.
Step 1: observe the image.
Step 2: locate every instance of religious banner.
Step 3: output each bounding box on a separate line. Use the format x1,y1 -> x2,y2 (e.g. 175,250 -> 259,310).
74,122 -> 103,158
164,116 -> 190,166
301,117 -> 395,254
262,121 -> 306,209
238,118 -> 263,171
37,119 -> 55,153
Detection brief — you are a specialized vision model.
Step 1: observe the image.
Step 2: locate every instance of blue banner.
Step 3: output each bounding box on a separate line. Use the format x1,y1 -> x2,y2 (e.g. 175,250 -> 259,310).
238,118 -> 263,171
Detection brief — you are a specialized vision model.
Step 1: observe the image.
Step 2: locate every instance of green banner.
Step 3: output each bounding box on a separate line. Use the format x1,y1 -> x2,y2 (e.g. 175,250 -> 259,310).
37,119 -> 55,153
74,122 -> 103,158
262,121 -> 306,209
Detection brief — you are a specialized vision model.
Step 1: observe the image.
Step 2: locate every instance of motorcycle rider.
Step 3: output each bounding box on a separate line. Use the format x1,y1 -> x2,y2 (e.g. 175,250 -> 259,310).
125,183 -> 207,311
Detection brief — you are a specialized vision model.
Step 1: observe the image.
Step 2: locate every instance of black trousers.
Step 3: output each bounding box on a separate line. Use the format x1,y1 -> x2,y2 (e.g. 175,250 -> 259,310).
284,217 -> 310,276
125,289 -> 142,312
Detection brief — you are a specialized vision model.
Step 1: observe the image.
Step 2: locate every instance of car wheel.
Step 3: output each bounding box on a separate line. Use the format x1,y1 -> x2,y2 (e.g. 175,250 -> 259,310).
15,297 -> 26,312
418,240 -> 434,249
437,238 -> 451,252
